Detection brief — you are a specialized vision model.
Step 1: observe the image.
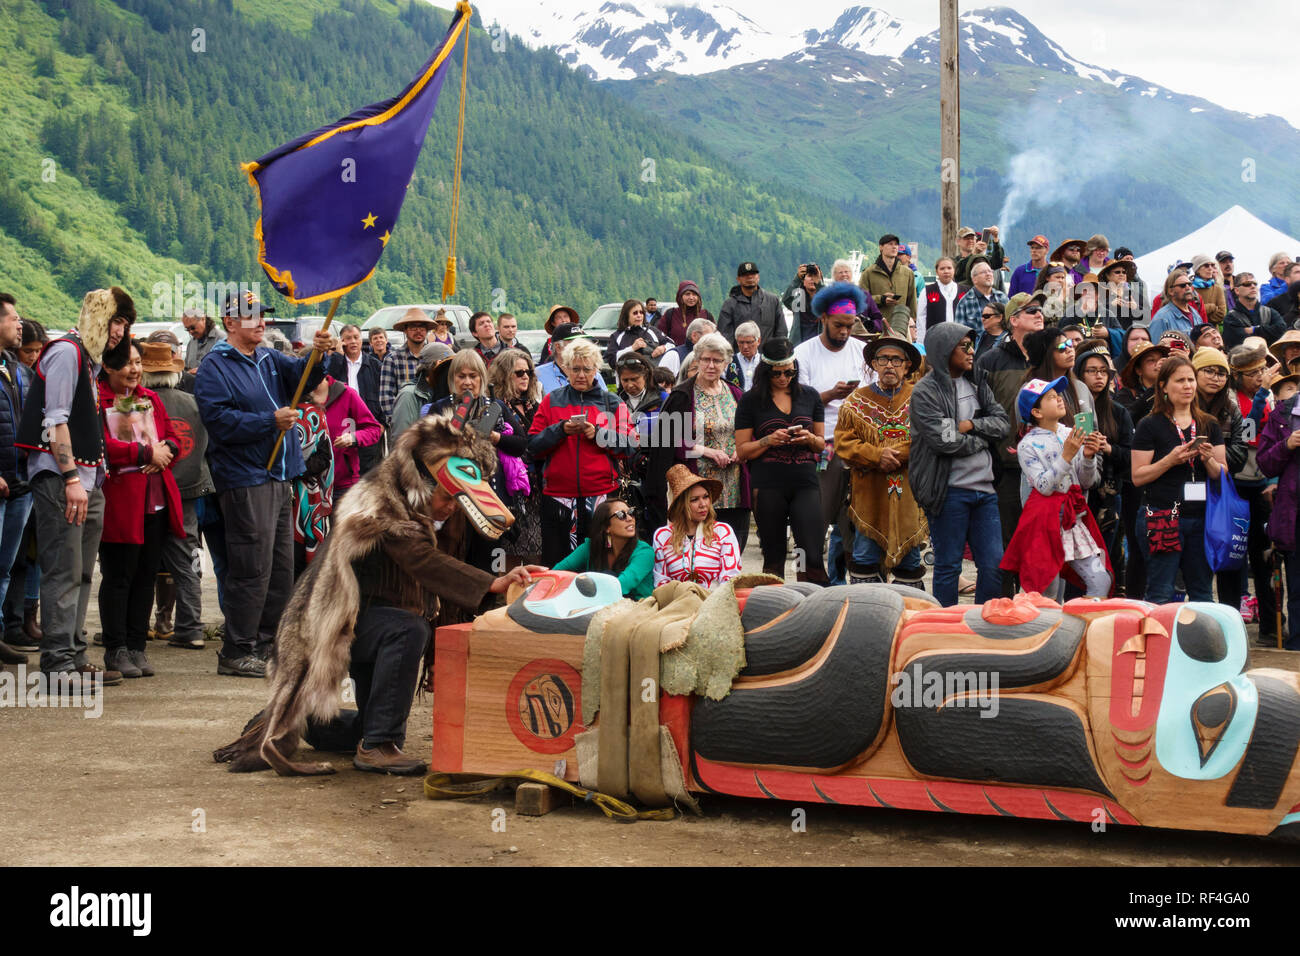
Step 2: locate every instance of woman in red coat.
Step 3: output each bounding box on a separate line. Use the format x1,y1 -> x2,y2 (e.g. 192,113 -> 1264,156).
98,339 -> 185,678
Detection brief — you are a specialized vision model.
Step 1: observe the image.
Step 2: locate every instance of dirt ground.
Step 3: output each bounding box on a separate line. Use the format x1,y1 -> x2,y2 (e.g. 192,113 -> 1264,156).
2,542 -> 1299,867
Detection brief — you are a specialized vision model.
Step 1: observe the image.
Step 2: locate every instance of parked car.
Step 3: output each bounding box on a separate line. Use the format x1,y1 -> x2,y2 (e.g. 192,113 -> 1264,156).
580,302 -> 622,358
513,329 -> 549,362
361,303 -> 473,349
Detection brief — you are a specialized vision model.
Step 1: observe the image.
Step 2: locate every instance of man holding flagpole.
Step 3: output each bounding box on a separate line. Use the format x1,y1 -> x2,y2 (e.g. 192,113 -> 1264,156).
196,292 -> 334,678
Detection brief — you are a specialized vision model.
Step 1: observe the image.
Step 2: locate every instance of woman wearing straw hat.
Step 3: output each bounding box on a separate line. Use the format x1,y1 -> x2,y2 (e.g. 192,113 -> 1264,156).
651,464 -> 741,588
430,309 -> 456,351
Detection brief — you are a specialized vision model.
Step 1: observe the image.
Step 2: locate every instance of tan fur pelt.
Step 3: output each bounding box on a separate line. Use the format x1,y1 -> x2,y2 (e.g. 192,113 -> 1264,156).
213,411 -> 497,775
76,287 -> 132,364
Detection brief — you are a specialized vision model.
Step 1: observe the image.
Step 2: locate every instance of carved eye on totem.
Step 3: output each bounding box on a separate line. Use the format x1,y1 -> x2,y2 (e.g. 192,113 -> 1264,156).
1190,682 -> 1238,767
1175,608 -> 1227,663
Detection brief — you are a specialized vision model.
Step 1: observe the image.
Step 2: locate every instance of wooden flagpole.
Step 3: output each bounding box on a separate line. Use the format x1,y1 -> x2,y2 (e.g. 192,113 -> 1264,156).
266,294 -> 343,470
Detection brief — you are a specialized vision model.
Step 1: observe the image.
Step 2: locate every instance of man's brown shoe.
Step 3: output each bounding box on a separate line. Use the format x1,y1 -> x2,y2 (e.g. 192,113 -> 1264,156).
77,663 -> 123,687
353,742 -> 427,776
0,641 -> 27,665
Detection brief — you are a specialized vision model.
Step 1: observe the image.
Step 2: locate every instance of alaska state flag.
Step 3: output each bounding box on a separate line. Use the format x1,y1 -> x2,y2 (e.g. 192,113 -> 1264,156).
242,2 -> 472,304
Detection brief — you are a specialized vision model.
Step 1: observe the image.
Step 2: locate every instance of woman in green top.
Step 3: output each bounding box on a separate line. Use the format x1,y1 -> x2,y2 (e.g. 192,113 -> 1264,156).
551,499 -> 655,600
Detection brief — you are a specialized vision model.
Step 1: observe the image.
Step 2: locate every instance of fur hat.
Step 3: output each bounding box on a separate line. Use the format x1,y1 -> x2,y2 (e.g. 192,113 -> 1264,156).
1228,342 -> 1266,374
77,287 -> 135,365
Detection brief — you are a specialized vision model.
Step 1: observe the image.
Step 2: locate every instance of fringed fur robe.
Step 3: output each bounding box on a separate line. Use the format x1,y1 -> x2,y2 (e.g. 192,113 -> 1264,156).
214,413 -> 497,775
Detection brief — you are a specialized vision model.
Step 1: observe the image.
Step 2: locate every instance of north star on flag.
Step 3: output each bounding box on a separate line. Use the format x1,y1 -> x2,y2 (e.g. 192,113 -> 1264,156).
241,2 -> 472,304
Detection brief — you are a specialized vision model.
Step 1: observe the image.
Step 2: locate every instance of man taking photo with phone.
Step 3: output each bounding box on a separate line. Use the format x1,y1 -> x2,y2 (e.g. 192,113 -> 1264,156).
859,234 -> 916,336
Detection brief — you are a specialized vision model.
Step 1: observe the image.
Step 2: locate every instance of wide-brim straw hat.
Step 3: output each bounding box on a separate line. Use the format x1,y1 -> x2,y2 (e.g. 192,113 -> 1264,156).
1051,238 -> 1087,262
545,305 -> 581,335
1097,259 -> 1136,283
393,308 -> 435,330
1120,341 -> 1170,391
1269,329 -> 1300,363
665,464 -> 722,516
863,332 -> 922,374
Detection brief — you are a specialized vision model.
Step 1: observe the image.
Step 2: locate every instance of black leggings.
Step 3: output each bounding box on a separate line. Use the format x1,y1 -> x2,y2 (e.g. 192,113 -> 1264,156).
752,485 -> 824,578
98,511 -> 167,652
1121,481 -> 1146,600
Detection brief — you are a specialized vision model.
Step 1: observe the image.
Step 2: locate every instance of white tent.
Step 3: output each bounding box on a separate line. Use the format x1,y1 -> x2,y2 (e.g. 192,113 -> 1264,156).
1134,205 -> 1300,284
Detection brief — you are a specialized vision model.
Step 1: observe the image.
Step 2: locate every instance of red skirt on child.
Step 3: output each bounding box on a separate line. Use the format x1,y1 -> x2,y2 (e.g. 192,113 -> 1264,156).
999,485 -> 1112,596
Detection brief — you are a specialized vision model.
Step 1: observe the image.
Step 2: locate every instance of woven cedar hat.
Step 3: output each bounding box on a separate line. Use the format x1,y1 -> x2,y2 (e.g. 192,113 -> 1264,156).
665,464 -> 722,516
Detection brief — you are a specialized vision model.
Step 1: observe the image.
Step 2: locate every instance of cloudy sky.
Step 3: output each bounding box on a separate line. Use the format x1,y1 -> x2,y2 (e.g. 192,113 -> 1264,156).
469,0 -> 1300,129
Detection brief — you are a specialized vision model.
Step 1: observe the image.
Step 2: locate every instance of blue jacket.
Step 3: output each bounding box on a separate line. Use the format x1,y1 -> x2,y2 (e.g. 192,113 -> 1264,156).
1148,303 -> 1196,341
1008,262 -> 1042,297
1261,275 -> 1290,305
194,342 -> 325,491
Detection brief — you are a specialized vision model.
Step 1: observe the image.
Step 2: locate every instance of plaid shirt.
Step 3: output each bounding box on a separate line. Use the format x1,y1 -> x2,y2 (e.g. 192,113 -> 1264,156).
953,287 -> 1008,332
378,345 -> 423,422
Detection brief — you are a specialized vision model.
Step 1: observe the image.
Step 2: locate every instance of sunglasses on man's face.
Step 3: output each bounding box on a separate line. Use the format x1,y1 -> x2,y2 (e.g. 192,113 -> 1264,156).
1172,281 -> 1192,289
957,339 -> 975,353
1021,306 -> 1043,316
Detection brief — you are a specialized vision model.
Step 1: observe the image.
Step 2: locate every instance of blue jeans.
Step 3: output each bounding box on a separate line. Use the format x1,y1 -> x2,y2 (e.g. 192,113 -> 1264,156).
927,487 -> 1004,607
0,493 -> 33,630
827,524 -> 846,586
1140,510 -> 1213,605
852,532 -> 921,573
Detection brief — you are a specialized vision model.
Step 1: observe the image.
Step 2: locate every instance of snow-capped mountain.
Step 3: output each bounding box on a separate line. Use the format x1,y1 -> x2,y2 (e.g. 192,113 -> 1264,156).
901,6 -> 1127,86
481,2 -> 1129,85
496,2 -> 799,80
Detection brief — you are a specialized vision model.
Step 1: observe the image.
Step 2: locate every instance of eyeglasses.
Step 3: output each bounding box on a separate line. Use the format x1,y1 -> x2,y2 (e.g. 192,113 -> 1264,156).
609,509 -> 632,522
631,309 -> 644,315
873,355 -> 907,367
1199,367 -> 1228,378
698,356 -> 725,366
981,311 -> 1000,320
512,369 -> 532,378
957,339 -> 975,352
1172,281 -> 1192,289
770,368 -> 796,378
1238,281 -> 1258,288
1021,306 -> 1043,315
1055,341 -> 1074,352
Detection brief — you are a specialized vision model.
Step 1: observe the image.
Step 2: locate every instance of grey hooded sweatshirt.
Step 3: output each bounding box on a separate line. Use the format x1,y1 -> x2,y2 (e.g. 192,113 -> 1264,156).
908,321 -> 1009,515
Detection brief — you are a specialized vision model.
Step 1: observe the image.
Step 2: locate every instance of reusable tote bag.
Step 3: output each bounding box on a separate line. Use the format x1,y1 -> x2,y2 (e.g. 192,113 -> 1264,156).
1204,472 -> 1250,572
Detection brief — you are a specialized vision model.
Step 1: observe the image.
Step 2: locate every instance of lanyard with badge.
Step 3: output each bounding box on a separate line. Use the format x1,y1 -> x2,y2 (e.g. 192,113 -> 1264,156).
1179,418 -> 1207,503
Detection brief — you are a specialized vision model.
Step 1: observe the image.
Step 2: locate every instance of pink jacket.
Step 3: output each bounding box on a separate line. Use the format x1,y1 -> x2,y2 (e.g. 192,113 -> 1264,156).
322,378 -> 382,491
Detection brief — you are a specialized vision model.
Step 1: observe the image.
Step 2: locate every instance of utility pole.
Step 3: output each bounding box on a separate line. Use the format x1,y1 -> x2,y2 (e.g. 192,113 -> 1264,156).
940,0 -> 960,260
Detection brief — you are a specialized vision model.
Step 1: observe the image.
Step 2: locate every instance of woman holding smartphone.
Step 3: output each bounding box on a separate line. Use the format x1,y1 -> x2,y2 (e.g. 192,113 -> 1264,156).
735,339 -> 826,582
1131,356 -> 1226,604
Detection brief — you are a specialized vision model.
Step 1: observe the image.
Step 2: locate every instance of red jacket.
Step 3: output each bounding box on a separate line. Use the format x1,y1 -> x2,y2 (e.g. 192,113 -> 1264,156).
98,382 -> 185,545
999,486 -> 1111,595
526,383 -> 635,498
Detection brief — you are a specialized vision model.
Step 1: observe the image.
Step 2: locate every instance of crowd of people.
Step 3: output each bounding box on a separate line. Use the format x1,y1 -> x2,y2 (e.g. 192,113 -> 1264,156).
5,231 -> 1300,769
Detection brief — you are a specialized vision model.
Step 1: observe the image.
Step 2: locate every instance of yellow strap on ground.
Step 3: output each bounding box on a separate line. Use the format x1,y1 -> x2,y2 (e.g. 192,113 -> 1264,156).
423,769 -> 677,822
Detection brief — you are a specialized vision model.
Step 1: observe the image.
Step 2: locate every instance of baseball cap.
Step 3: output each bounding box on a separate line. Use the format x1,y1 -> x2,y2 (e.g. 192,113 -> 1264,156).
1017,376 -> 1070,425
957,227 -> 977,239
878,234 -> 901,246
221,290 -> 275,319
737,261 -> 759,276
1003,291 -> 1047,322
550,322 -> 588,342
1027,235 -> 1049,247
1215,250 -> 1234,263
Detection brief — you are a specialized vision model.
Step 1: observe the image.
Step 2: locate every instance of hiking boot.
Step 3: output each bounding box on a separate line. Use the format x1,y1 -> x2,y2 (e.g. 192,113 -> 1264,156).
104,646 -> 142,679
128,649 -> 155,677
353,742 -> 427,776
0,640 -> 28,665
22,604 -> 42,644
892,568 -> 928,590
92,631 -> 104,647
217,654 -> 266,678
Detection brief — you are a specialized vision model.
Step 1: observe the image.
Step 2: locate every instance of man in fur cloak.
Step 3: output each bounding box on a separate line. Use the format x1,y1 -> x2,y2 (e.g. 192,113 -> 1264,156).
215,402 -> 533,775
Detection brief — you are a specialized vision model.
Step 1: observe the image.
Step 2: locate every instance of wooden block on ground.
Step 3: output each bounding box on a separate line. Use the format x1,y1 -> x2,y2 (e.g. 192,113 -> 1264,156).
515,782 -> 571,816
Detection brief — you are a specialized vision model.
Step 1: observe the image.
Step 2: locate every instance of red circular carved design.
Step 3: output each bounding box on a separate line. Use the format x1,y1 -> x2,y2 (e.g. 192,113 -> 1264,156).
169,418 -> 196,461
506,659 -> 582,754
